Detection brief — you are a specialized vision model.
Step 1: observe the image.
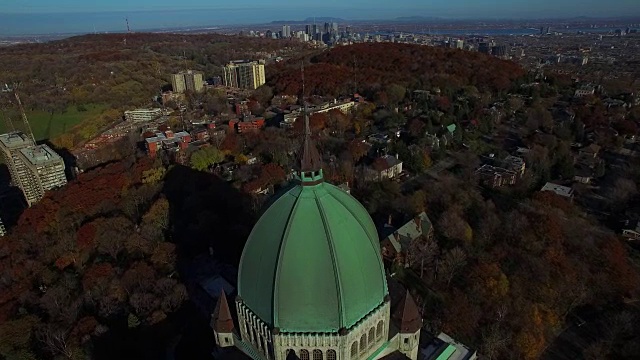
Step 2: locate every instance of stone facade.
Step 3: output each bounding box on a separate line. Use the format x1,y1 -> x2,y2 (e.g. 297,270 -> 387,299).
233,298 -> 397,360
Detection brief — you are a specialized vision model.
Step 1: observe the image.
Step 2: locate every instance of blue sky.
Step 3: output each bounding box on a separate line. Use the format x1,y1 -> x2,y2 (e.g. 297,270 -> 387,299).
4,0 -> 640,17
1,1 -> 639,35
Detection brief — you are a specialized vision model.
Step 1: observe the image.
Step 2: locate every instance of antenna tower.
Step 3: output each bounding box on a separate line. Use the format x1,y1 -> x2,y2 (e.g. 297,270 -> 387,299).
353,55 -> 358,94
14,90 -> 36,144
301,61 -> 305,103
183,50 -> 188,71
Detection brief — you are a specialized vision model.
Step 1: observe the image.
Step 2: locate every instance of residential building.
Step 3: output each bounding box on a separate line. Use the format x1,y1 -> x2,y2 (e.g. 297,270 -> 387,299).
622,220 -> 640,240
222,60 -> 266,90
574,86 -> 595,98
367,155 -> 403,181
212,112 -> 422,360
17,145 -> 67,206
380,212 -> 433,263
579,144 -> 601,159
421,333 -> 478,360
0,217 -> 5,237
172,70 -> 205,93
475,164 -> 517,188
541,182 -> 574,199
124,108 -> 163,123
145,130 -> 191,157
228,118 -> 265,133
502,155 -> 526,177
0,131 -> 35,189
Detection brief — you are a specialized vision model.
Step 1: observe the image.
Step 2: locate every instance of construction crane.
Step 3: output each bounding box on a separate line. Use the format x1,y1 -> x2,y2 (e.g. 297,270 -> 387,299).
14,91 -> 36,144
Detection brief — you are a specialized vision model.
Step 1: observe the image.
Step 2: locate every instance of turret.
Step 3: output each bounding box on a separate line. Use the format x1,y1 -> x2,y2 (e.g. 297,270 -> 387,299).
393,291 -> 422,360
212,290 -> 236,348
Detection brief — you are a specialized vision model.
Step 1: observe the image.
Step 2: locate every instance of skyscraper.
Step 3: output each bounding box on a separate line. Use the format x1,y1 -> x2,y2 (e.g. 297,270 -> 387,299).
223,60 -> 266,90
0,217 -> 6,237
282,25 -> 291,38
171,70 -> 205,93
305,24 -> 312,35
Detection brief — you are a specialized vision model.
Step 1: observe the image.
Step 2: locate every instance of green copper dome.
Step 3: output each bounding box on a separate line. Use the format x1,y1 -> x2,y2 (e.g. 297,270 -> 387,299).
238,180 -> 388,333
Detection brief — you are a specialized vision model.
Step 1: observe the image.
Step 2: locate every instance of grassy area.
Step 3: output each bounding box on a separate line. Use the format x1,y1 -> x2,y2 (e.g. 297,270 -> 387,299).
0,104 -> 107,141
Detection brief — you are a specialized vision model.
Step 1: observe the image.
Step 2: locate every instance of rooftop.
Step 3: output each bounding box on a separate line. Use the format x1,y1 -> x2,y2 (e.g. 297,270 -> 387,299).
0,131 -> 33,150
541,182 -> 574,198
19,145 -> 63,166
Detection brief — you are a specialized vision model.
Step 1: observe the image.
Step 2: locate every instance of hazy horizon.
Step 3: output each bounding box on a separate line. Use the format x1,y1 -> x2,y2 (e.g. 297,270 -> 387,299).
1,1 -> 640,36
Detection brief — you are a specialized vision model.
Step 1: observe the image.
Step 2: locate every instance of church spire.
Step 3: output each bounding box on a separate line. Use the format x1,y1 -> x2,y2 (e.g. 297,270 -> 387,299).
296,62 -> 323,185
212,290 -> 235,333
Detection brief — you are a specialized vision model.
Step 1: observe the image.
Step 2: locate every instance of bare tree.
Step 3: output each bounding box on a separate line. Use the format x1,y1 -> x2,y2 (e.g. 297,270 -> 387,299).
437,247 -> 467,287
481,324 -> 510,360
37,325 -> 73,359
406,235 -> 439,280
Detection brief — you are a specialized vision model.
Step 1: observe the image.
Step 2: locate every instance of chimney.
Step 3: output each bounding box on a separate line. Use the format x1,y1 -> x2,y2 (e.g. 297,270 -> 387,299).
388,214 -> 393,226
396,153 -> 399,159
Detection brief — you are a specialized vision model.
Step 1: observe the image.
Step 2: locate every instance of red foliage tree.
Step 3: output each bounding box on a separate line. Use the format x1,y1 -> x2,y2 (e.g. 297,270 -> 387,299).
76,222 -> 97,251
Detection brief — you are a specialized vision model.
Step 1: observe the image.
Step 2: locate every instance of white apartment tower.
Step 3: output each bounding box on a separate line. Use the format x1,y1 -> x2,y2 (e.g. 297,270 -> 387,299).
0,131 -> 34,190
18,145 -> 67,206
171,70 -> 205,93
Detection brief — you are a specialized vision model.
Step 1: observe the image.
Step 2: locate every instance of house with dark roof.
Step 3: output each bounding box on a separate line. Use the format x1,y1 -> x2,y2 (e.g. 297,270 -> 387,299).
380,212 -> 433,263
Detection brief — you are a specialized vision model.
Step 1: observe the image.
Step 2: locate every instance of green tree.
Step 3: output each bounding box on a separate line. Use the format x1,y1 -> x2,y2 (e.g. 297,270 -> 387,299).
386,84 -> 406,105
190,146 -> 224,171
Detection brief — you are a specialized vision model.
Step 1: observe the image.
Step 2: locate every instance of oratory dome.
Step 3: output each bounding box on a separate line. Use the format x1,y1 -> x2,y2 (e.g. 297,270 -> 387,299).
238,179 -> 388,332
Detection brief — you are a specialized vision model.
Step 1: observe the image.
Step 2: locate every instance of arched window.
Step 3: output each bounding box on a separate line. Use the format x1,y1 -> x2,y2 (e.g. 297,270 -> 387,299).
368,327 -> 376,347
350,342 -> 358,358
327,350 -> 337,360
359,334 -> 367,354
313,349 -> 323,360
286,349 -> 297,360
376,321 -> 384,340
300,349 -> 310,360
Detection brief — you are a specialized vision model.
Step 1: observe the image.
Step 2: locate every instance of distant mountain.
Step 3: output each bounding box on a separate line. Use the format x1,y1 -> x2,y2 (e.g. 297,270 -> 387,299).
270,17 -> 346,25
395,16 -> 444,22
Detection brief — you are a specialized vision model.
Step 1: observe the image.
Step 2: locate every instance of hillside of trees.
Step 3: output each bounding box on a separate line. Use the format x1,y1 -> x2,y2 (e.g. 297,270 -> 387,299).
267,42 -> 526,99
0,33 -> 310,147
0,155 -> 256,359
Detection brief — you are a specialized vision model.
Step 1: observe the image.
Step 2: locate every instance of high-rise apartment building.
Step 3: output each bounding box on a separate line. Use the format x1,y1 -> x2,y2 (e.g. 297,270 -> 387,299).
17,145 -> 67,206
0,217 -> 6,237
171,70 -> 205,93
222,60 -> 266,90
0,131 -> 34,188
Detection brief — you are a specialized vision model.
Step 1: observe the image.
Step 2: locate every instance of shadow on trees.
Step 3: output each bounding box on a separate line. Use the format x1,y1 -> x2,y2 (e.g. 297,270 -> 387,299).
42,140 -> 78,181
165,165 -> 255,359
92,165 -> 256,360
0,164 -> 27,229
